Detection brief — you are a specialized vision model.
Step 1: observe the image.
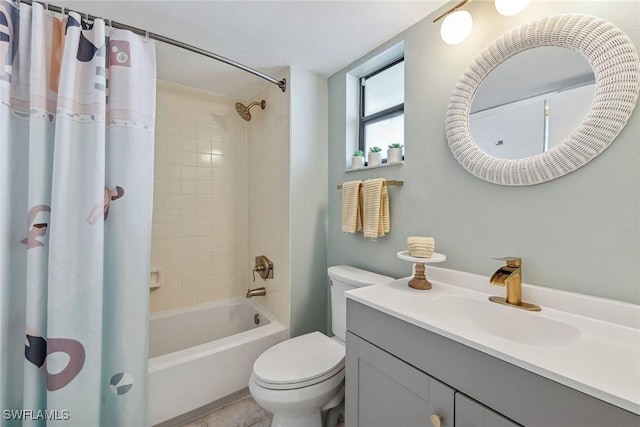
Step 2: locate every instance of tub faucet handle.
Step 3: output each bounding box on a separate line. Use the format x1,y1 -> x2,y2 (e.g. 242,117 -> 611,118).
253,255 -> 274,282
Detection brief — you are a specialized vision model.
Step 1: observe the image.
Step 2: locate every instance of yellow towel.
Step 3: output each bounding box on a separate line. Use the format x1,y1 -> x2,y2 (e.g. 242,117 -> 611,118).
363,179 -> 390,239
341,180 -> 363,233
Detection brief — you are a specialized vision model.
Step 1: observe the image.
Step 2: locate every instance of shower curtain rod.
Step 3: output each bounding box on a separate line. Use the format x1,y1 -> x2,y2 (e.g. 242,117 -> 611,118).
15,0 -> 287,92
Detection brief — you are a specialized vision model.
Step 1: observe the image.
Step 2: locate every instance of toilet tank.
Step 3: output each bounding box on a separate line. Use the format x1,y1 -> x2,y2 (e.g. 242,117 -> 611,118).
327,265 -> 394,342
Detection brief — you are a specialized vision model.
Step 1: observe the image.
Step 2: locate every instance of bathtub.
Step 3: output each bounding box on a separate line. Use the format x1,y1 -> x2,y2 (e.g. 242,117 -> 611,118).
148,298 -> 286,426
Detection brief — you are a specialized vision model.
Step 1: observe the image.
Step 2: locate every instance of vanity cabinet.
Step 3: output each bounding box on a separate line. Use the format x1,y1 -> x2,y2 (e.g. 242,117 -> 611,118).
345,299 -> 640,427
346,332 -> 455,427
346,331 -> 519,427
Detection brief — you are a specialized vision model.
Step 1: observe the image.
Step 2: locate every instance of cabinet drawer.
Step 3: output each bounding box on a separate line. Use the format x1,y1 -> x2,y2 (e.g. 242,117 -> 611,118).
455,393 -> 521,427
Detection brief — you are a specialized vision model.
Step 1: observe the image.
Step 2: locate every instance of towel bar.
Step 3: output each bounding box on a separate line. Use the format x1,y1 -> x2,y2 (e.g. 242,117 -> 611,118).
337,180 -> 403,189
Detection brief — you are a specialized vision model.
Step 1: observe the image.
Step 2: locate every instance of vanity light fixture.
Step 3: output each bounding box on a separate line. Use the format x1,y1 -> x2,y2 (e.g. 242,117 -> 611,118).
434,0 -> 473,45
434,0 -> 531,45
495,0 -> 531,16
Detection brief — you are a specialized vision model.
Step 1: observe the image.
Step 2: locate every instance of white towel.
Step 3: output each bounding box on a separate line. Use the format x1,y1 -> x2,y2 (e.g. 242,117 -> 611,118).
363,179 -> 390,239
341,180 -> 363,233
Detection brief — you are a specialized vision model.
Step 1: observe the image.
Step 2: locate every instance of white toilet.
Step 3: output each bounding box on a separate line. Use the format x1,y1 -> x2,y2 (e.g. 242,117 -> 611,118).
249,265 -> 394,427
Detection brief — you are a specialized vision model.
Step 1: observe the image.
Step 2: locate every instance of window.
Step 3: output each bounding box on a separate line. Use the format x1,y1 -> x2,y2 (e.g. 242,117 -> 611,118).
359,58 -> 404,162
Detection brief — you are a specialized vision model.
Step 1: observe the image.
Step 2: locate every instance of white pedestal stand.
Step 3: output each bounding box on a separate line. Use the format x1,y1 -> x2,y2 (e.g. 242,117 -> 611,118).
397,251 -> 446,290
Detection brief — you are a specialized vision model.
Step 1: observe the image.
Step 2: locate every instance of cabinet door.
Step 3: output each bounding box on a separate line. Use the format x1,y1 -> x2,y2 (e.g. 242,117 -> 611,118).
455,393 -> 521,427
346,332 -> 454,427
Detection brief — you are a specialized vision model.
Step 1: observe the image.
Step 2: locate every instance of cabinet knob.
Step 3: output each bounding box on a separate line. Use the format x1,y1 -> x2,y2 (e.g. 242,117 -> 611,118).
430,414 -> 443,427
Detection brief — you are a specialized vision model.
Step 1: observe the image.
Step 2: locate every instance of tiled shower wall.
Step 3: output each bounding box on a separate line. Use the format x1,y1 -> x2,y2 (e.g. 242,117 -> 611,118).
150,80 -> 248,313
247,71 -> 291,327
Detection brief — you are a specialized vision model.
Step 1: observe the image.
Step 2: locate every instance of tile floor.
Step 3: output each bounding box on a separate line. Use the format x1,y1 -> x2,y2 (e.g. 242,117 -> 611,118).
179,396 -> 272,427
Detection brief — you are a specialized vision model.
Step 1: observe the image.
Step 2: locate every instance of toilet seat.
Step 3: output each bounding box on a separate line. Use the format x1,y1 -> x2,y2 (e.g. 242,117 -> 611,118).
252,331 -> 345,390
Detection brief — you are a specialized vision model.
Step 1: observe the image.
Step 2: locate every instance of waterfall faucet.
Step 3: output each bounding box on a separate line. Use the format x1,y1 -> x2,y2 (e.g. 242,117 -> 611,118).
489,257 -> 541,311
246,287 -> 266,298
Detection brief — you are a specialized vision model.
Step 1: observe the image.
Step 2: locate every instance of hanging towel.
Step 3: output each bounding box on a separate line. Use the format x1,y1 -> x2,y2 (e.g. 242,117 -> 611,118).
341,180 -> 363,233
363,178 -> 390,239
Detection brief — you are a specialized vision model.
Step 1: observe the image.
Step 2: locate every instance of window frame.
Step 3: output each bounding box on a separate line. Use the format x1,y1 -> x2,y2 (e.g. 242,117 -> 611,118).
358,57 -> 405,156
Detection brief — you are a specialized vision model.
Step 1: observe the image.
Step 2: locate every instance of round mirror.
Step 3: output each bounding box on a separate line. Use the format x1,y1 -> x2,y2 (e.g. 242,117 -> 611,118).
446,14 -> 640,186
470,47 -> 595,160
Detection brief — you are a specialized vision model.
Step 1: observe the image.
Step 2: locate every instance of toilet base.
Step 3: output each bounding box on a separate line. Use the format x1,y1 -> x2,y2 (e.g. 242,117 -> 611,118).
271,411 -> 322,427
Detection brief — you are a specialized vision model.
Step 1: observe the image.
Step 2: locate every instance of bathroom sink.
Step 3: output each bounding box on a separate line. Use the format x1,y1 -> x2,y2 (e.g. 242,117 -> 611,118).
345,266 -> 640,415
426,295 -> 581,347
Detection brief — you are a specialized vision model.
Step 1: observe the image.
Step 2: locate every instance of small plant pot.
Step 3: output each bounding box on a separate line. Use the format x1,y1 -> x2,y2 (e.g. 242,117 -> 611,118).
352,156 -> 365,169
387,148 -> 402,163
368,152 -> 382,167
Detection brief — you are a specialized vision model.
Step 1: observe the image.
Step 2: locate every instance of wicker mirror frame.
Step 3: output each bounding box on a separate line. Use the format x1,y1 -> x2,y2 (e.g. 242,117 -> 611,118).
445,14 -> 640,186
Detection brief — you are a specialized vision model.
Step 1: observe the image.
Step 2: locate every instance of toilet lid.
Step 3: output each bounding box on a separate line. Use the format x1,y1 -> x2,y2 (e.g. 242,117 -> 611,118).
253,332 -> 345,389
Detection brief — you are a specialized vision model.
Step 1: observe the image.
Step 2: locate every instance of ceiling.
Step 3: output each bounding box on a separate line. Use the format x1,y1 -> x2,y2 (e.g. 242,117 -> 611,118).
53,0 -> 448,100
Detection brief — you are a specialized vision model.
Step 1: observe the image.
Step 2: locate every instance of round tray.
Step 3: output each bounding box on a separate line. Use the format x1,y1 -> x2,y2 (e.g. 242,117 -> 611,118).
397,251 -> 446,263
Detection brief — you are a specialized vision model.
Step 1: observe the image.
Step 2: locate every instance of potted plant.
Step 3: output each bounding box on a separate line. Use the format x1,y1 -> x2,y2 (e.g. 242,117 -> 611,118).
368,146 -> 382,166
352,150 -> 365,169
387,143 -> 403,163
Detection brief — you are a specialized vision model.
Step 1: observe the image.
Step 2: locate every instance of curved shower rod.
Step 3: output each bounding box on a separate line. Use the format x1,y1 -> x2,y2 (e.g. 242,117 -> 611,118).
14,0 -> 287,93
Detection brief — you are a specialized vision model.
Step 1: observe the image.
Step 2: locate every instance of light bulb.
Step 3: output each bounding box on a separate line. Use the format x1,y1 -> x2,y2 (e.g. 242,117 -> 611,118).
495,0 -> 531,16
440,10 -> 473,45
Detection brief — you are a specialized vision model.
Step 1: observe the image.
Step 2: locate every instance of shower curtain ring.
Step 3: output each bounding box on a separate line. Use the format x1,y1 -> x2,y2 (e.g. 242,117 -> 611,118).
144,30 -> 149,41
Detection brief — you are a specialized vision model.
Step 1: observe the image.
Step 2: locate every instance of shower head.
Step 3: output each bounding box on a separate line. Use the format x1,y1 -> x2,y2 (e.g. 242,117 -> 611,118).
235,100 -> 266,121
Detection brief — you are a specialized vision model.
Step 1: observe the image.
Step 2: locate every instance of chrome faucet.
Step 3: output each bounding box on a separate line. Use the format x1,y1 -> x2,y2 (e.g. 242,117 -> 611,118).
246,287 -> 266,298
489,257 -> 540,311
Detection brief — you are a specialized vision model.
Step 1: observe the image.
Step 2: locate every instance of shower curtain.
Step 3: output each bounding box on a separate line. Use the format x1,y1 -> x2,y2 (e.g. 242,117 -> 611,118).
0,1 -> 155,425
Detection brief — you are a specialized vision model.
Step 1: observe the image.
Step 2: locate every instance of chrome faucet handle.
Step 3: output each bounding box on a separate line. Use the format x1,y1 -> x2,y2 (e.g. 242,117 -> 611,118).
493,257 -> 521,267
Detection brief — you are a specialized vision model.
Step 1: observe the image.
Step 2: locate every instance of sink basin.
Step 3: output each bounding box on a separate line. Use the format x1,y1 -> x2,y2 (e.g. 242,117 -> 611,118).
427,295 -> 581,347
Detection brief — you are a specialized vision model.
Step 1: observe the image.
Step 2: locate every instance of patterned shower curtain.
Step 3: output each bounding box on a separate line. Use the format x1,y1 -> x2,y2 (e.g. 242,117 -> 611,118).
0,1 -> 155,425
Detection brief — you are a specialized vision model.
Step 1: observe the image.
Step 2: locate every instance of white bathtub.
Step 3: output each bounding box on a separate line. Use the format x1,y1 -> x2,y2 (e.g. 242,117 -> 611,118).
148,298 -> 286,426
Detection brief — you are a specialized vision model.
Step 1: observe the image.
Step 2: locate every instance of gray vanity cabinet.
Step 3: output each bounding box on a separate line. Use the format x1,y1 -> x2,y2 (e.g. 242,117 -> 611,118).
455,393 -> 520,427
346,332 -> 455,427
346,299 -> 640,427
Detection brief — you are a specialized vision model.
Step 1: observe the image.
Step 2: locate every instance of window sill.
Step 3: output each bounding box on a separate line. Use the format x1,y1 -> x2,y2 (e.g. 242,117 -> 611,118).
345,161 -> 403,173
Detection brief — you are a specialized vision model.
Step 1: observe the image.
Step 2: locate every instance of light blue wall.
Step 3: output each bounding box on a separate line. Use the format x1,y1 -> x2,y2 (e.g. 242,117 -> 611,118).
328,1 -> 640,304
290,67 -> 329,336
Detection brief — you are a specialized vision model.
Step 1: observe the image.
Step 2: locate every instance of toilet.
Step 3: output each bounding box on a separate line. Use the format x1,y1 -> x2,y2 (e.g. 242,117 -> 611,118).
249,265 -> 394,427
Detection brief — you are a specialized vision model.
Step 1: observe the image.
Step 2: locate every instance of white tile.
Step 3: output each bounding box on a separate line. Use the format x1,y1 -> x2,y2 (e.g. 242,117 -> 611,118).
149,298 -> 166,313
165,164 -> 182,180
197,153 -> 212,167
211,155 -> 225,169
182,125 -> 197,138
197,167 -> 212,181
181,180 -> 197,195
182,209 -> 198,223
182,280 -> 199,295
165,180 -> 182,194
197,181 -> 213,195
165,296 -> 181,311
181,151 -> 197,166
182,137 -> 197,153
197,126 -> 213,140
211,142 -> 224,156
197,138 -> 211,154
182,293 -> 198,308
164,149 -> 181,165
165,267 -> 182,282
164,209 -> 182,224
182,166 -> 197,180
182,194 -> 198,209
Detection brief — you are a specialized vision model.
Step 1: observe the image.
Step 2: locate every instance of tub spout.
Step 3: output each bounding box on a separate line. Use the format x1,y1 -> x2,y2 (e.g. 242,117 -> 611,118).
246,287 -> 266,298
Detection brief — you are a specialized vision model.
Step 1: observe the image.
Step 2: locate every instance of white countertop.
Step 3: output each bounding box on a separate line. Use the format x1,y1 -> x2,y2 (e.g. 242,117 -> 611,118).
346,266 -> 640,415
